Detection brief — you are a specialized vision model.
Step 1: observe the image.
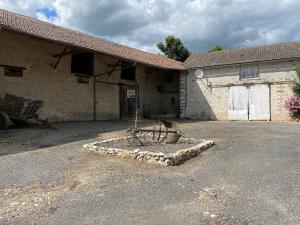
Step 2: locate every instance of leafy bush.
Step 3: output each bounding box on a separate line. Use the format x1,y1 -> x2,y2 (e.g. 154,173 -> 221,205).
285,68 -> 300,120
284,95 -> 300,120
292,68 -> 300,96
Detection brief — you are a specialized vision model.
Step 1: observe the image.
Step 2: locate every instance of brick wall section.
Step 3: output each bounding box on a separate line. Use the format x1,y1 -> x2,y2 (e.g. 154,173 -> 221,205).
181,60 -> 300,121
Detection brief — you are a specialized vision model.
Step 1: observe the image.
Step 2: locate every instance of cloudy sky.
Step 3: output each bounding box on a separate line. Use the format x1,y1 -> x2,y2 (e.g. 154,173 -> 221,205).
1,0 -> 300,53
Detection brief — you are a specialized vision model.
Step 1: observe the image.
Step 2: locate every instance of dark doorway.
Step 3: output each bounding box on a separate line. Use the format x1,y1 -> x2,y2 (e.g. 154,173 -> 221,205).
120,86 -> 136,120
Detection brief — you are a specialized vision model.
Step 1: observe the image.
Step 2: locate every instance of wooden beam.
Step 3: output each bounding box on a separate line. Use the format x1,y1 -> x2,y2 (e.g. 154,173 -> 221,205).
107,61 -> 122,67
52,49 -> 81,58
94,62 -> 136,77
0,64 -> 26,70
95,80 -> 136,87
107,60 -> 121,76
52,46 -> 69,69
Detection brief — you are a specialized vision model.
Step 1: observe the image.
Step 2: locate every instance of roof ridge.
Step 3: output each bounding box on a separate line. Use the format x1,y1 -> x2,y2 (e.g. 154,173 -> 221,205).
0,8 -> 182,65
191,39 -> 300,56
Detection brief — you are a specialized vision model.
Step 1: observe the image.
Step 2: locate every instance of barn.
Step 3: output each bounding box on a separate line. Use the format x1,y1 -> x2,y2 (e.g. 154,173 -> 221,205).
181,42 -> 300,121
0,9 -> 185,123
1,9 -> 299,123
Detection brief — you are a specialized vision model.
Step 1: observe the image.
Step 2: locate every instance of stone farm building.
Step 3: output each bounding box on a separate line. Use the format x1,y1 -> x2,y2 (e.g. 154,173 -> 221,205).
182,42 -> 300,121
0,9 -> 185,122
0,9 -> 299,122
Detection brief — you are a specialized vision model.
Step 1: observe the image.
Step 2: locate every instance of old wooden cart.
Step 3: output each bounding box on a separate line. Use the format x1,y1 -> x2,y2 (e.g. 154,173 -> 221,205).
0,94 -> 43,129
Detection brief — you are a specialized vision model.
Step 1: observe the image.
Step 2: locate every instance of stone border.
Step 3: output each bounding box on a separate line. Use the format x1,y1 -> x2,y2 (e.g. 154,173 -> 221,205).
83,137 -> 214,166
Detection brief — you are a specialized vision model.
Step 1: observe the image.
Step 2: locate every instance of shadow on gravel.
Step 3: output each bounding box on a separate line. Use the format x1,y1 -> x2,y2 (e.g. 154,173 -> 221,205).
0,120 -> 155,156
0,119 -> 208,156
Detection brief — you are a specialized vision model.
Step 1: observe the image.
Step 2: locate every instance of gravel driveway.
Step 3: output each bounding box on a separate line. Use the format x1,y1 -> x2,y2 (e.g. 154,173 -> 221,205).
0,121 -> 299,225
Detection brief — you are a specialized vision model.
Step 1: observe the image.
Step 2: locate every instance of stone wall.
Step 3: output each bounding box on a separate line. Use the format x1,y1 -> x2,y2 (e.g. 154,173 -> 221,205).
138,68 -> 180,118
0,30 -> 90,121
0,30 -> 179,122
181,60 -> 300,121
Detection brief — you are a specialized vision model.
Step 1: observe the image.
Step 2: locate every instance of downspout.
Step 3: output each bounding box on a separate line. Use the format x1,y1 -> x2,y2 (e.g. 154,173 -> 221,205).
93,74 -> 96,121
134,64 -> 139,129
92,52 -> 97,121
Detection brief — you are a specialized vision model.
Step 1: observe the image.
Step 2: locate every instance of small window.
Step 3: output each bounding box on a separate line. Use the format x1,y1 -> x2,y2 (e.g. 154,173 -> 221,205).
171,97 -> 176,105
121,61 -> 136,81
166,74 -> 174,83
157,86 -> 164,93
71,53 -> 94,75
4,66 -> 23,77
240,64 -> 259,79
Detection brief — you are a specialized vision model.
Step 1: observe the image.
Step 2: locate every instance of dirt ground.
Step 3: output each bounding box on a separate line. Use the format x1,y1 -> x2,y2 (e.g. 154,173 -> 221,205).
0,120 -> 299,225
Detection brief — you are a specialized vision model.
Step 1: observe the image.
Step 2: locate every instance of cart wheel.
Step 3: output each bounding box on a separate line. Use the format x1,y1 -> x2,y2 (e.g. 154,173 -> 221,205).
0,111 -> 11,129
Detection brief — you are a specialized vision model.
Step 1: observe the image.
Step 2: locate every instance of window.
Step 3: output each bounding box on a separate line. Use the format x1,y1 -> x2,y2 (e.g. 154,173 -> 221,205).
166,74 -> 174,83
239,64 -> 259,79
121,61 -> 136,81
71,53 -> 94,75
157,86 -> 164,93
4,66 -> 23,77
171,97 -> 176,105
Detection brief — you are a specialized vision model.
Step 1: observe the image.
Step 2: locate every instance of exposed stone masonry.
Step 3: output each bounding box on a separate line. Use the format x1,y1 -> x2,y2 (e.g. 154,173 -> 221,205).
83,137 -> 214,166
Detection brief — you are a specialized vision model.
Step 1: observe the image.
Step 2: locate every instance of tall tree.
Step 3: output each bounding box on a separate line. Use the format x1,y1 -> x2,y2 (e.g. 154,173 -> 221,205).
157,35 -> 190,62
208,45 -> 223,52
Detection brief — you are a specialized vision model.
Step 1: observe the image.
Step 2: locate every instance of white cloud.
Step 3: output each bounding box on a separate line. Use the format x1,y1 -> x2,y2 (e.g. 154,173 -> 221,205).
1,0 -> 300,53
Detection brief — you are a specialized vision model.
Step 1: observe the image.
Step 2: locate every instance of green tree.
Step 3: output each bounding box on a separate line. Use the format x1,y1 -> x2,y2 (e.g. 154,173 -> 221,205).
208,45 -> 223,52
292,68 -> 300,96
157,35 -> 190,62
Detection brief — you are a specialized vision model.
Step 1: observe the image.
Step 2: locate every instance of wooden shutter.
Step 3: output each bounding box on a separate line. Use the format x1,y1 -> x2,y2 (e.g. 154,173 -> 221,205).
249,84 -> 270,120
228,86 -> 249,120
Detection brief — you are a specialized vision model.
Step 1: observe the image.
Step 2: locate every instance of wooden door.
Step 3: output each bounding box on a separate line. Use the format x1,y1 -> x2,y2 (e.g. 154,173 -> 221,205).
249,84 -> 270,121
228,86 -> 249,120
120,87 -> 136,120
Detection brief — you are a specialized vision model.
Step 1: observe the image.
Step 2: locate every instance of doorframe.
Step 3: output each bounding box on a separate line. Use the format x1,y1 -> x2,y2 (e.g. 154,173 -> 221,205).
119,85 -> 138,120
228,83 -> 271,121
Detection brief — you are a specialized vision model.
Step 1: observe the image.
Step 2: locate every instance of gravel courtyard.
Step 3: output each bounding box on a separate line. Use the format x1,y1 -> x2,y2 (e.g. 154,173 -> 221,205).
0,121 -> 299,225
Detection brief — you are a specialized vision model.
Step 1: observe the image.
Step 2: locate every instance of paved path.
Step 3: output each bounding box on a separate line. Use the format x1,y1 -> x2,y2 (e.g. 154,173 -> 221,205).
0,121 -> 299,225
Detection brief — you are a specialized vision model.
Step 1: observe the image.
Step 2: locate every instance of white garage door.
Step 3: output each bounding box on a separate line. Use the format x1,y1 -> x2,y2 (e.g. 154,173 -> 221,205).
249,84 -> 270,120
228,86 -> 249,120
228,84 -> 270,121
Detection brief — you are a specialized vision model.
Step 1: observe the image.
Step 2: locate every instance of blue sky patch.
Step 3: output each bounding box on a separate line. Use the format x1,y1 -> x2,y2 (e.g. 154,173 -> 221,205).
36,7 -> 57,19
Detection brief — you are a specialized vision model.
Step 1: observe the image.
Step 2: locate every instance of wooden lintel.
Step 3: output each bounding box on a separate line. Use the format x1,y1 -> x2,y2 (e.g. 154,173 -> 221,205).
94,62 -> 136,77
52,49 -> 80,58
0,64 -> 26,70
96,80 -> 136,87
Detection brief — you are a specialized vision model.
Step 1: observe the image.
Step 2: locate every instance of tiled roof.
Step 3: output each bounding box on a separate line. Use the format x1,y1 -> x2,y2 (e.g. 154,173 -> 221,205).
185,41 -> 300,68
0,9 -> 185,70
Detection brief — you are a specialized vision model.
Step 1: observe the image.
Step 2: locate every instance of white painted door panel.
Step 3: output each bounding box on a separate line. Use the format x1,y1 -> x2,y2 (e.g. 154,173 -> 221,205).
228,86 -> 249,120
249,84 -> 270,120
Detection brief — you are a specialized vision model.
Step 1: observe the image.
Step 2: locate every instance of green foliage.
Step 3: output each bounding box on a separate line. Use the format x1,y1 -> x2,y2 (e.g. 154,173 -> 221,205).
157,35 -> 190,62
208,45 -> 223,52
292,68 -> 300,96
